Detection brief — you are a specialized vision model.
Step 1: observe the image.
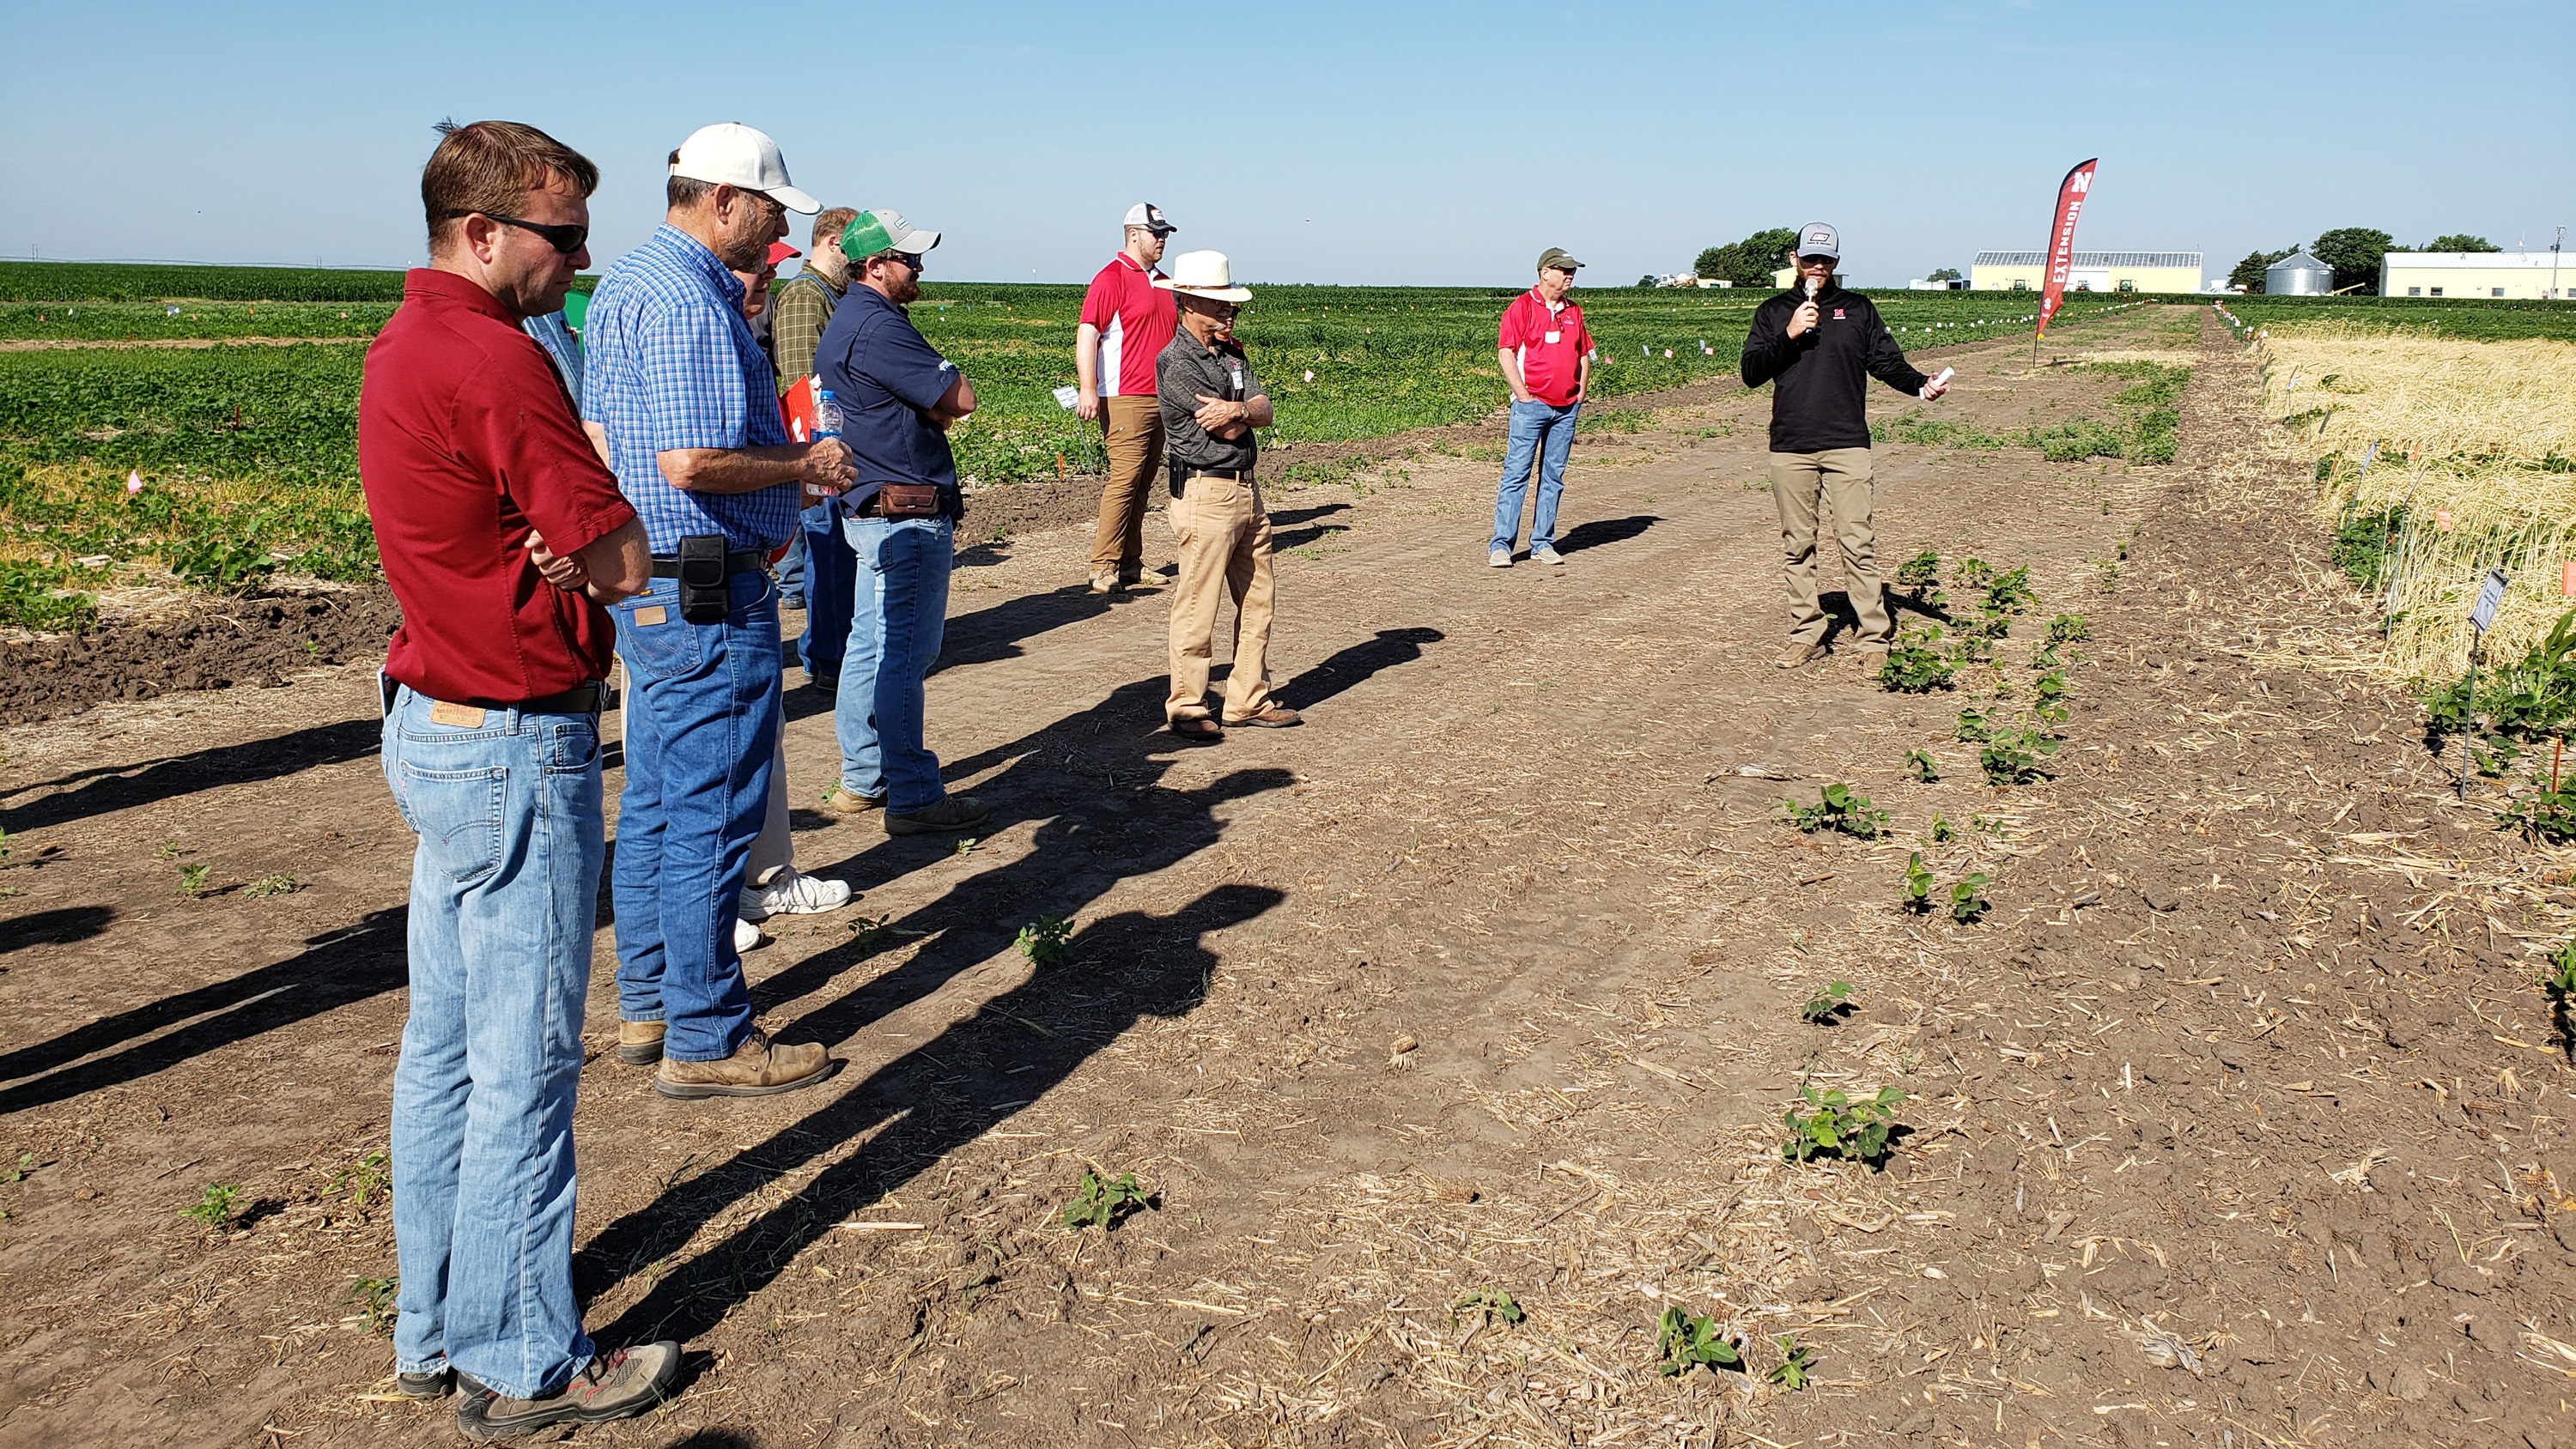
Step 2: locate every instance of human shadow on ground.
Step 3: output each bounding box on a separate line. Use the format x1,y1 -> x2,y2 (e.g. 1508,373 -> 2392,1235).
1554,514 -> 1662,556
0,905 -> 113,955
1272,520 -> 1352,553
1275,627 -> 1444,713
0,905 -> 407,1115
0,716 -> 383,836
578,881 -> 1280,1348
1269,502 -> 1349,530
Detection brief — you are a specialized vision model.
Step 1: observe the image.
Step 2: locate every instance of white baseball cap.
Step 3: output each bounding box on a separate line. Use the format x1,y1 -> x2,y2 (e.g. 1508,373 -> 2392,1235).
669,123 -> 819,215
1121,202 -> 1177,234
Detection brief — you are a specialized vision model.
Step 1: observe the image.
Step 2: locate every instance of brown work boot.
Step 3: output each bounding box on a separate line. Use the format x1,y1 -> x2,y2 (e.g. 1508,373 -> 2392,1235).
455,1342 -> 679,1441
1088,572 -> 1124,595
819,783 -> 886,817
1224,705 -> 1303,728
884,794 -> 990,836
616,1020 -> 665,1066
653,1028 -> 833,1100
1858,644 -> 1891,677
1776,641 -> 1826,670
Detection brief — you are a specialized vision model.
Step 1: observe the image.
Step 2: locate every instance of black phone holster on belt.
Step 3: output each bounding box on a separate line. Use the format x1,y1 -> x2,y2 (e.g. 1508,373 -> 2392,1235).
676,534 -> 731,624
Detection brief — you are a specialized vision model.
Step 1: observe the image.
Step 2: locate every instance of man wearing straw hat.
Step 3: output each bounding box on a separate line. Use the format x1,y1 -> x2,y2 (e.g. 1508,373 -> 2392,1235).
1155,251 -> 1300,738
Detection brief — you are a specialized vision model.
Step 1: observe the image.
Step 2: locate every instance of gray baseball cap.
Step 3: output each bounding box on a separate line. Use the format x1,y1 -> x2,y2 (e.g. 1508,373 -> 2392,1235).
1795,221 -> 1841,260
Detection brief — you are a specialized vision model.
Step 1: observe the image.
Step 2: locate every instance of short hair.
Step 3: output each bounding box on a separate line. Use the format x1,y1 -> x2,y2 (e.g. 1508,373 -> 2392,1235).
813,207 -> 859,252
422,119 -> 598,253
666,149 -> 717,211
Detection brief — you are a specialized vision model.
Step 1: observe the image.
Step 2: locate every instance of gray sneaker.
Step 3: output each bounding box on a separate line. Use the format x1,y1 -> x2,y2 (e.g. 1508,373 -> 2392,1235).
455,1343 -> 680,1441
1489,547 -> 1513,568
885,794 -> 991,836
1532,543 -> 1564,566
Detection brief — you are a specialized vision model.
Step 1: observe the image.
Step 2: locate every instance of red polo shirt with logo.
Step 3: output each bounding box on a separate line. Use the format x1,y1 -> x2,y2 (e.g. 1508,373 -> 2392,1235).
1498,288 -> 1594,405
1078,252 -> 1176,397
359,269 -> 635,703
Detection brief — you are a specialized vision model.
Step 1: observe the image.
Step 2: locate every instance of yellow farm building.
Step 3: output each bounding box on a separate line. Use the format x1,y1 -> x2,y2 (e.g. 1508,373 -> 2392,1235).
2379,252 -> 2570,300
1970,251 -> 2203,294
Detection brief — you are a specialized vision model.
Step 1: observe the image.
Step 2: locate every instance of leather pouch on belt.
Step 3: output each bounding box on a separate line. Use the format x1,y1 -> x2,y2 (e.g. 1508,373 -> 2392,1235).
676,534 -> 730,624
878,484 -> 942,518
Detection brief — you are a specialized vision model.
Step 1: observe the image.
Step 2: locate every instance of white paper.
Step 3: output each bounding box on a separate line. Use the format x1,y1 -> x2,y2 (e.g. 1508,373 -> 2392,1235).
1051,385 -> 1078,410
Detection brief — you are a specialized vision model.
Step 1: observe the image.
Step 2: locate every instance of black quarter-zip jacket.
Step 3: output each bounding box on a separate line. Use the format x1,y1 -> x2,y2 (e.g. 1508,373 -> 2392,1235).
1739,285 -> 1930,453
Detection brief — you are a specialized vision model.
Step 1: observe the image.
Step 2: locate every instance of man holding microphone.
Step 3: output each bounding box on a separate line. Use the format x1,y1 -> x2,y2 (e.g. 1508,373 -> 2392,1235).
1741,222 -> 1950,671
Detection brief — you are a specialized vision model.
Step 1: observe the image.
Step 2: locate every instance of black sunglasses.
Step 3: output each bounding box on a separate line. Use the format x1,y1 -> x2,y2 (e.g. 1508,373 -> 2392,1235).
448,211 -> 588,255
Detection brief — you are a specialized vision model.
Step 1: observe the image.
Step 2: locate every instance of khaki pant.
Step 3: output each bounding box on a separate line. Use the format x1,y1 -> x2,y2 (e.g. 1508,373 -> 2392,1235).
1769,447 -> 1890,647
1092,395 -> 1163,581
1165,474 -> 1277,723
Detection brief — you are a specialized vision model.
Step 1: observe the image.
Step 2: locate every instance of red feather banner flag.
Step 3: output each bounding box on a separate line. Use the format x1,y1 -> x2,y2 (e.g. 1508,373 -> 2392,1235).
2036,158 -> 2099,339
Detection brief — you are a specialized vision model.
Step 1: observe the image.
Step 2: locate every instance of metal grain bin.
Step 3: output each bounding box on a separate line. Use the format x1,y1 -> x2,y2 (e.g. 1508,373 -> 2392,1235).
2265,251 -> 2336,295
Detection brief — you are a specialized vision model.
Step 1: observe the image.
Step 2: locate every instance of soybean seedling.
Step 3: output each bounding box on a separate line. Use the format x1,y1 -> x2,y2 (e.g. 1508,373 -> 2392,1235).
1766,1336 -> 1816,1391
331,1149 -> 391,1210
1978,726 -> 2060,785
2045,612 -> 2091,645
1905,748 -> 1939,782
1777,783 -> 1891,840
243,873 -> 298,898
2540,940 -> 2576,1049
1656,1306 -> 1743,1376
1451,1287 -> 1525,1329
954,836 -> 980,858
1060,1169 -> 1150,1230
1927,815 -> 1958,844
183,1182 -> 242,1228
1953,707 -> 1991,743
1950,872 -> 1994,924
1878,627 -> 1955,693
349,1276 -> 398,1337
1903,852 -> 1935,911
1801,980 -> 1852,1024
1017,914 -> 1074,967
176,864 -> 211,897
1780,1083 -> 1905,1167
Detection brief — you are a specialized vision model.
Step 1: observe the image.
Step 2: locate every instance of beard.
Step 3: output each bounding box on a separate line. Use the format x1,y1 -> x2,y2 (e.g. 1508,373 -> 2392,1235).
885,271 -> 921,306
715,208 -> 773,272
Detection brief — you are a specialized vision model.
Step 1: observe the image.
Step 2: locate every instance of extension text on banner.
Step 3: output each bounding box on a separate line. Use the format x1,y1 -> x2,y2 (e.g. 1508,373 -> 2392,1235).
2036,158 -> 2099,339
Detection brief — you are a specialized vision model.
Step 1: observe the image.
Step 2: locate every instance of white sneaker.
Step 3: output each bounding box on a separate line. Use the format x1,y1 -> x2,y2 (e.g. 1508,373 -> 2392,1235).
738,868 -> 854,921
1489,547 -> 1513,568
1532,544 -> 1564,566
734,917 -> 768,954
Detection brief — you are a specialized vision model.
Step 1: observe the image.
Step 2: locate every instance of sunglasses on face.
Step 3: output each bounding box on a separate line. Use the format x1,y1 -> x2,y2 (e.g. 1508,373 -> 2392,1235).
885,252 -> 924,272
450,212 -> 588,255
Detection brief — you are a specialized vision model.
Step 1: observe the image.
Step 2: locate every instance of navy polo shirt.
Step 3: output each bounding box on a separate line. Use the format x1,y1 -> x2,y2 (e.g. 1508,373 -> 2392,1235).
811,283 -> 961,513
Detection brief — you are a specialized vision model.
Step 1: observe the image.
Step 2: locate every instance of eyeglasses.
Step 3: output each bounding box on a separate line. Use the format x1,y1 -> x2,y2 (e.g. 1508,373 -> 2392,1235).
447,212 -> 588,255
885,252 -> 925,272
1195,301 -> 1240,318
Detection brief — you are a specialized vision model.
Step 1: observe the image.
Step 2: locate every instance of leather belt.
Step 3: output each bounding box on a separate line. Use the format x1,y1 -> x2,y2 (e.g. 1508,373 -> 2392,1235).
648,549 -> 768,578
483,682 -> 610,714
1171,468 -> 1254,495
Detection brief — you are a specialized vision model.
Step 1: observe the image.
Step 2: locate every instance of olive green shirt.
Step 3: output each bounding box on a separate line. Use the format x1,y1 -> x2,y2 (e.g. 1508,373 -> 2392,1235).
769,269 -> 846,396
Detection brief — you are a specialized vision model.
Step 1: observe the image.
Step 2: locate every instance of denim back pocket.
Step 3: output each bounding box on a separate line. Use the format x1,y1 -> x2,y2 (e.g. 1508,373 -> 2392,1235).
543,715 -> 601,774
393,762 -> 507,884
615,592 -> 706,682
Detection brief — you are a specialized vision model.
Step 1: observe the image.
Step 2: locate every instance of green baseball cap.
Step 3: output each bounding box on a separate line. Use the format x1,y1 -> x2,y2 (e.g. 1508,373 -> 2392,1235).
839,209 -> 941,262
1537,247 -> 1583,272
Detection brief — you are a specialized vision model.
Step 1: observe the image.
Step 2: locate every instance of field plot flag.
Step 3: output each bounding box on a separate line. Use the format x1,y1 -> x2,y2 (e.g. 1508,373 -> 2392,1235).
2035,158 -> 2099,338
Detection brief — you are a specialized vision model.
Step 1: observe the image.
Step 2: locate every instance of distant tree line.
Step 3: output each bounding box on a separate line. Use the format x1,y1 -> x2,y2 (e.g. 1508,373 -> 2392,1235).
2227,231 -> 2501,294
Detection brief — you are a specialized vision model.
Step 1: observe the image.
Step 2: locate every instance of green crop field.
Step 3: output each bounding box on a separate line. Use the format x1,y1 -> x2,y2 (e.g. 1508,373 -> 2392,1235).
0,263 -> 2165,626
0,259 -> 412,304
2216,292 -> 2576,343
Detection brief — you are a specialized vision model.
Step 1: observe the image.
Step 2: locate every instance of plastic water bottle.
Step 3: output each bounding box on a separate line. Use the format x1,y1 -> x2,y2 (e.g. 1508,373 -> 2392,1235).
814,388 -> 843,442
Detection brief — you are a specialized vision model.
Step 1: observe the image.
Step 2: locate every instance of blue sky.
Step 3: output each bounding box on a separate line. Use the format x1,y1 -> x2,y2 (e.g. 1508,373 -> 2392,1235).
3,0 -> 2568,288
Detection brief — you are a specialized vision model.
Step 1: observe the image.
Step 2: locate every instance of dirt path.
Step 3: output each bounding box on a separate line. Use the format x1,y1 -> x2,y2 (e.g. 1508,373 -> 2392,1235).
3,306 -> 2568,1449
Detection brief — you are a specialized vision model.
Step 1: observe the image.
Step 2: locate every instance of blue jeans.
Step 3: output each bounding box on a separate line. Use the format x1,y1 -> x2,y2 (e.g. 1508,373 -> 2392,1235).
609,571 -> 779,1064
382,686 -> 603,1401
796,504 -> 859,681
1491,399 -> 1580,552
837,514 -> 952,814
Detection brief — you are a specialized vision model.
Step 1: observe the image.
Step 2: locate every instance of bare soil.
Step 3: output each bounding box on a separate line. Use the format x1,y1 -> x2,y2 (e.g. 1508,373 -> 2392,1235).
3,306 -> 2570,1449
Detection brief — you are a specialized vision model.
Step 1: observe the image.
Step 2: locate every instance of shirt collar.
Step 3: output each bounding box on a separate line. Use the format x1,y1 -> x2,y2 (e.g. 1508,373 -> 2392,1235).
653,223 -> 745,305
1526,286 -> 1569,316
1115,251 -> 1167,279
405,267 -> 518,324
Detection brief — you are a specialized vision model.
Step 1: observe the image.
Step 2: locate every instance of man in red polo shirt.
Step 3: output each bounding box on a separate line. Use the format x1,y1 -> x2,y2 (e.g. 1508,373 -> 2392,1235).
1074,202 -> 1179,593
357,119 -> 675,1440
1489,246 -> 1594,568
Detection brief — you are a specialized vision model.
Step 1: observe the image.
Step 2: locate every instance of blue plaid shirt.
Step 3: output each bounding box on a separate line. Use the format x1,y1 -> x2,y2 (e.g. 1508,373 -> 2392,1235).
580,225 -> 797,552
